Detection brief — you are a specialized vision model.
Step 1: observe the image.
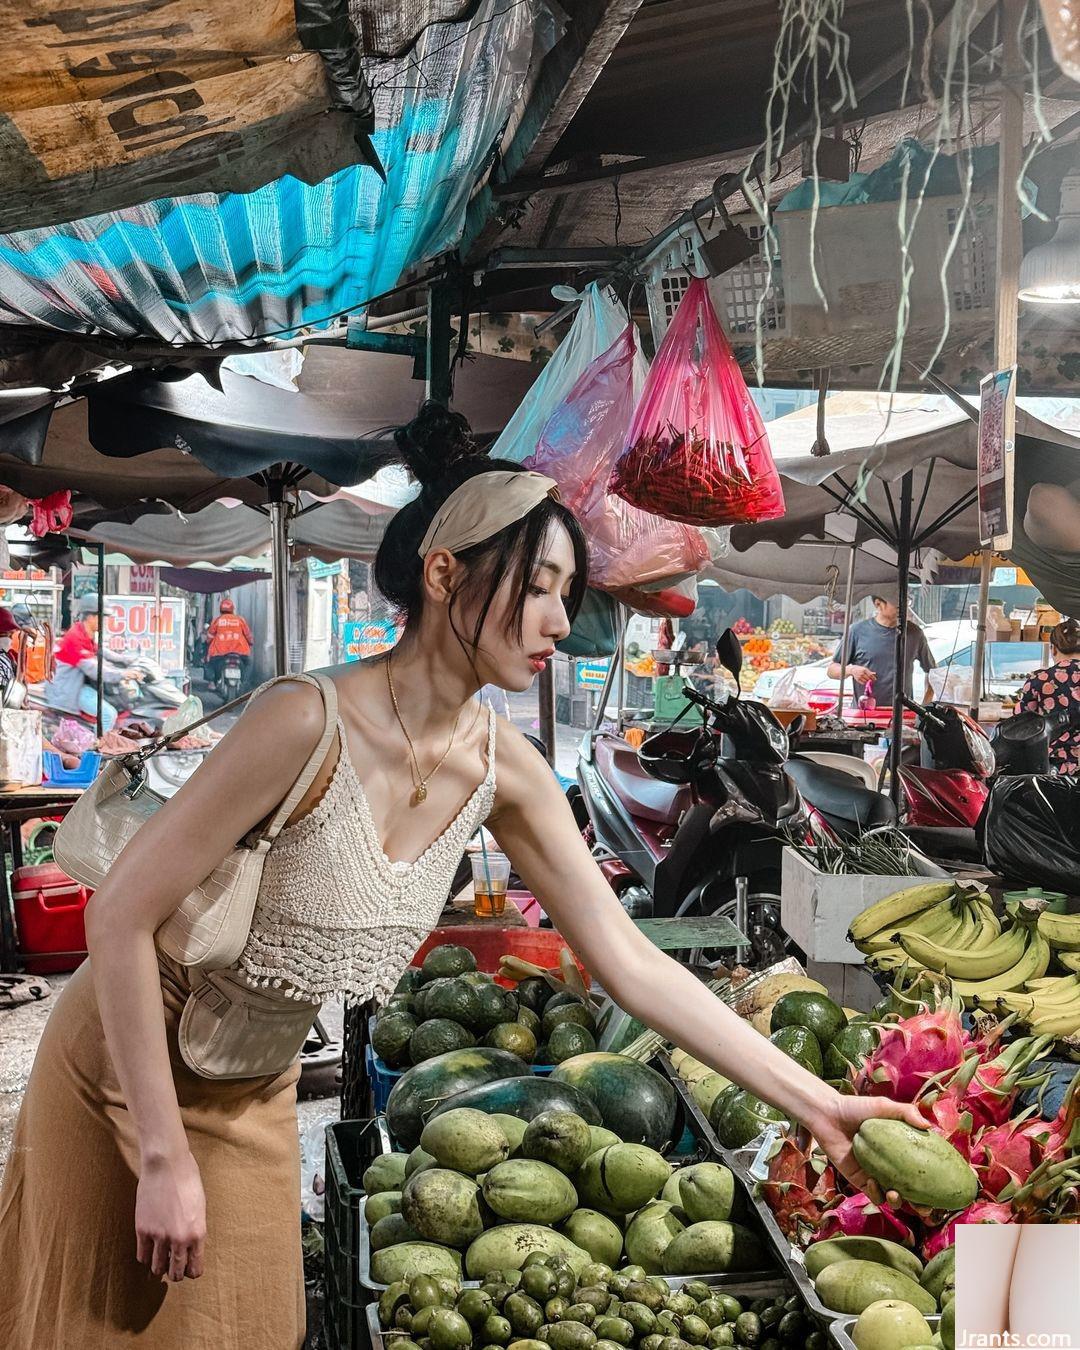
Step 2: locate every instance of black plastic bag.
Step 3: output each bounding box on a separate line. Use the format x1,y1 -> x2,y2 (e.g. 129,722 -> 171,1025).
979,773 -> 1080,890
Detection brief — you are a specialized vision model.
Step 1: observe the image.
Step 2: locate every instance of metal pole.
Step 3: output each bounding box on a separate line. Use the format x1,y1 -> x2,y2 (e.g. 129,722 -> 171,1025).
970,550 -> 993,718
615,604 -> 626,732
538,662 -> 556,768
96,545 -> 105,738
835,544 -> 858,716
269,495 -> 290,677
888,473 -> 914,807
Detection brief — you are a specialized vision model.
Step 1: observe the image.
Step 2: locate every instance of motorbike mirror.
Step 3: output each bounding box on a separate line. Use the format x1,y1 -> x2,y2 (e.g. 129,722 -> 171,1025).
715,629 -> 743,690
787,713 -> 807,742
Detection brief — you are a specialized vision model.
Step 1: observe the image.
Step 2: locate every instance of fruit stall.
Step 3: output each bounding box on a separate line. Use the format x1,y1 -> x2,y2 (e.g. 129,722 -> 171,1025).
729,621 -> 833,698
326,891 -> 1075,1350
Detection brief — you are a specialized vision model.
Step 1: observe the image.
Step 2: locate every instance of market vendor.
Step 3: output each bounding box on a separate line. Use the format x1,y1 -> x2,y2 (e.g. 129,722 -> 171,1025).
0,404 -> 927,1350
42,592 -> 139,731
827,594 -> 936,707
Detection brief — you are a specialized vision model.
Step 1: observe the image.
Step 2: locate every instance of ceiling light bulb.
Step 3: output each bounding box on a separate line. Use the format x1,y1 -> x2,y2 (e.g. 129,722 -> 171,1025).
1019,173 -> 1080,304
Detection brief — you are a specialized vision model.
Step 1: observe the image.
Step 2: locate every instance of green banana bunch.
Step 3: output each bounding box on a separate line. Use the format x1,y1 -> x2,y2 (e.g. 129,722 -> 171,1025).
1037,911 -> 1080,953
896,915 -> 1030,981
847,882 -> 958,946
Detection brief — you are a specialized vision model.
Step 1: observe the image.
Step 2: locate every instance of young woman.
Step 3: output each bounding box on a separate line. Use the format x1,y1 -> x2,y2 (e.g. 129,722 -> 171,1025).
0,403 -> 925,1349
1015,617 -> 1080,773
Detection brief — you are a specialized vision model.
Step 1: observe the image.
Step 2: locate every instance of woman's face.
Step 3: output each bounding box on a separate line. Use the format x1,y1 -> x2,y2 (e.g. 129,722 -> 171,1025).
467,521 -> 577,694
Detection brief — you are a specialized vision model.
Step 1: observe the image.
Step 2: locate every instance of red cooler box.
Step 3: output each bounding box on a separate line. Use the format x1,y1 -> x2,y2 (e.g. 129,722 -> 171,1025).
13,863 -> 92,973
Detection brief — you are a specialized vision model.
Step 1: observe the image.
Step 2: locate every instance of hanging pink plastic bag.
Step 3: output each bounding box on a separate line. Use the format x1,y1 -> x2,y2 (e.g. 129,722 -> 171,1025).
609,277 -> 785,526
524,325 -> 708,590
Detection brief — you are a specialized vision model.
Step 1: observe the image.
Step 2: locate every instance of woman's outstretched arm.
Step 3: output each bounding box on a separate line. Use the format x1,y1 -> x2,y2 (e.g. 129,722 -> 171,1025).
83,681 -> 326,1282
487,728 -> 928,1199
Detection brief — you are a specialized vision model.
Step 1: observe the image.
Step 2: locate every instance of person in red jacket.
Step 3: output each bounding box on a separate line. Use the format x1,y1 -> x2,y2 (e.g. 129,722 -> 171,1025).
205,598 -> 254,688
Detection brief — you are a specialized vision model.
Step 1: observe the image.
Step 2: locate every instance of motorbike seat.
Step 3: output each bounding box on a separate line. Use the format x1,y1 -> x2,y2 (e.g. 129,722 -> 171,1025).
594,736 -> 690,825
785,757 -> 898,830
905,825 -> 981,863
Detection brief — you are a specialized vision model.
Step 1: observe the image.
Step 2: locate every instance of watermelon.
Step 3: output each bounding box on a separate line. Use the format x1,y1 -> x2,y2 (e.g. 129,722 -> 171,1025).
550,1053 -> 677,1150
386,1048 -> 530,1149
427,1074 -> 602,1126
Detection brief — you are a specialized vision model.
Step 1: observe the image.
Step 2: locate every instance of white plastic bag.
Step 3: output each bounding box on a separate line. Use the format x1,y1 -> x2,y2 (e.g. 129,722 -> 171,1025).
927,666 -> 973,705
767,667 -> 811,712
488,284 -> 631,463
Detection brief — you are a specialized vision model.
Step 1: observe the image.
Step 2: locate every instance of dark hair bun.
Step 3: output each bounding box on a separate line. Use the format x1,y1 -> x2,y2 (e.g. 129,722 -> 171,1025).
1053,616 -> 1080,654
394,400 -> 481,488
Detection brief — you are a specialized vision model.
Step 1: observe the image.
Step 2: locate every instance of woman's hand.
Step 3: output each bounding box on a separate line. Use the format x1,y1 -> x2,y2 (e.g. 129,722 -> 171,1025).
804,1090 -> 930,1207
135,1150 -> 206,1282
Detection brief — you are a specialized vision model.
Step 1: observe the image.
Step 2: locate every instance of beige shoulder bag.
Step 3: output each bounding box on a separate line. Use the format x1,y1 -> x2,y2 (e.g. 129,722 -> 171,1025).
54,673 -> 340,1080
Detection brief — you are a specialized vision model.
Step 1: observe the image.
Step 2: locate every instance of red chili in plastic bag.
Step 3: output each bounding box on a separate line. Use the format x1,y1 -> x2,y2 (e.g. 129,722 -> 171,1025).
609,278 -> 785,527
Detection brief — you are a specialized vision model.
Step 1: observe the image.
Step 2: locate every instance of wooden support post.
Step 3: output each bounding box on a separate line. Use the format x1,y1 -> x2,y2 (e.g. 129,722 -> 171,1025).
972,0 -> 1024,715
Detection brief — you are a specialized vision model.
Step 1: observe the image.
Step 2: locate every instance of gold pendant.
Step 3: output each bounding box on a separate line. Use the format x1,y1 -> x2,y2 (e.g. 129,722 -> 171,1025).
414,783 -> 428,804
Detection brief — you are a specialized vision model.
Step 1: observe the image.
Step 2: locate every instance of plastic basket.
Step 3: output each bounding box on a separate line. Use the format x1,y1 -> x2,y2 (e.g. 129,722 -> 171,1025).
323,1117 -> 391,1350
412,926 -> 590,988
42,750 -> 101,787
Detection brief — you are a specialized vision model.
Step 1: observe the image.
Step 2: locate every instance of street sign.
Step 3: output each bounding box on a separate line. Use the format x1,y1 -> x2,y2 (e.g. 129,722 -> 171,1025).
342,619 -> 398,661
103,596 -> 187,672
576,660 -> 610,688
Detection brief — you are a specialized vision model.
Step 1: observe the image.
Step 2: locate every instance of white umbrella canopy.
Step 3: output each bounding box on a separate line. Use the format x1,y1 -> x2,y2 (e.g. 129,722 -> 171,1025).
720,391 -> 1080,610
68,494 -> 390,567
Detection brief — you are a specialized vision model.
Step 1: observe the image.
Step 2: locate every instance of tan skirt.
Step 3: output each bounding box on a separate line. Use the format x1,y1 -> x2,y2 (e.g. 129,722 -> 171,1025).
0,954 -> 305,1349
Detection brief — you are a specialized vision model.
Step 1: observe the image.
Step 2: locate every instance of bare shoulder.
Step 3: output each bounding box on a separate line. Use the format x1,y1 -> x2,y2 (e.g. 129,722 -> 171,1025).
491,717 -> 565,813
217,675 -> 332,770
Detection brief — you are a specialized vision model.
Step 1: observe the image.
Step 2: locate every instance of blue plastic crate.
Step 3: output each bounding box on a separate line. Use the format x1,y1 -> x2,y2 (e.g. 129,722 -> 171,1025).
42,750 -> 101,787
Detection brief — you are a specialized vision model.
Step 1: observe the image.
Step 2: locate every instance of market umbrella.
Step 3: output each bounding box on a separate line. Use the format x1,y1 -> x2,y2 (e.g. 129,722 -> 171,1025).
725,391 -> 1080,799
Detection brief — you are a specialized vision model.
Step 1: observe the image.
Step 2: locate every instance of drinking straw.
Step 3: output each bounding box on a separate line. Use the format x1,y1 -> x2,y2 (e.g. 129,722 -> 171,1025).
478,828 -> 494,897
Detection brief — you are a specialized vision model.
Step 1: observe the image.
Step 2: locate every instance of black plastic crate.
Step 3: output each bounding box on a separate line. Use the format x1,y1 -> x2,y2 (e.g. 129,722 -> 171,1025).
323,1117 -> 391,1350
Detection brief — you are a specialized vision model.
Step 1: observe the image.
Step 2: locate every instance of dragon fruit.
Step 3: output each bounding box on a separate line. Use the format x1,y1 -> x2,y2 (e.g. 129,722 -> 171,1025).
969,1109 -> 1059,1198
915,1093 -> 975,1160
759,1134 -> 840,1241
918,1036 -> 1054,1136
854,1003 -> 971,1103
921,1201 -> 1016,1260
812,1192 -> 916,1245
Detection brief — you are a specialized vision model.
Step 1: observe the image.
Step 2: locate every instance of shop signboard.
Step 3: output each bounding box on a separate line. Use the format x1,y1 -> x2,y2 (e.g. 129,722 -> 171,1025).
576,660 -> 610,688
977,366 -> 1016,549
342,620 -> 398,662
127,564 -> 157,595
103,596 -> 187,673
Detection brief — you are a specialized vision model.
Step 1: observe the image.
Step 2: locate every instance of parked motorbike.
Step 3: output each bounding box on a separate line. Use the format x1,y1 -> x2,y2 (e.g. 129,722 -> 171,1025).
574,630 -> 811,967
898,700 -> 1061,861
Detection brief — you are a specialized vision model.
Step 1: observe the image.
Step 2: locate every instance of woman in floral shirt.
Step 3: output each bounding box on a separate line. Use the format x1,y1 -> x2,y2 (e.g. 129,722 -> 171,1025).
1016,618 -> 1080,773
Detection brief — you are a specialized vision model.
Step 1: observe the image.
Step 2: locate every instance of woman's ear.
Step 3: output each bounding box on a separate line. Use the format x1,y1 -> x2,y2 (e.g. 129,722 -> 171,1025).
422,548 -> 460,607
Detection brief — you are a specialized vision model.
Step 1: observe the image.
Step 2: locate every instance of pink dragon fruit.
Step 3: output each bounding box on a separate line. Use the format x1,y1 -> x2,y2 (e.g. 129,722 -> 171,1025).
811,1193 -> 916,1245
921,1201 -> 1016,1260
854,1004 -> 971,1103
919,1037 -> 1054,1135
970,1110 -> 1059,1198
915,1092 -> 975,1160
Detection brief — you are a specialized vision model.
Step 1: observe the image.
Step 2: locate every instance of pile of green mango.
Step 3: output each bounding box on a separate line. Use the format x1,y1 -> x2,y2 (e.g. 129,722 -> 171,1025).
807,1237 -> 955,1330
377,1257 -> 827,1350
363,1106 -> 769,1285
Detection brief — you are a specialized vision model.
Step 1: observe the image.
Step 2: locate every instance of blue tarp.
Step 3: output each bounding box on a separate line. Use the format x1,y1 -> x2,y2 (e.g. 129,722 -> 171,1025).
0,0 -> 546,347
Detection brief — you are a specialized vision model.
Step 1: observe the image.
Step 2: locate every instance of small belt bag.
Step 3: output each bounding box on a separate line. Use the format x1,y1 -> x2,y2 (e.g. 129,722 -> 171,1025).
55,672 -> 339,1078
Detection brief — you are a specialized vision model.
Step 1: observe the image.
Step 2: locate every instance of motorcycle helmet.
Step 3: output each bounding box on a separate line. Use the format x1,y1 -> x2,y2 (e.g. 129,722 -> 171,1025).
219,598 -> 235,613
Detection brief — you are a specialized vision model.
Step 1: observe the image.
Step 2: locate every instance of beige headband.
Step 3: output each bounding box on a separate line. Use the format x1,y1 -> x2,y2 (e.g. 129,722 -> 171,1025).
417,470 -> 560,558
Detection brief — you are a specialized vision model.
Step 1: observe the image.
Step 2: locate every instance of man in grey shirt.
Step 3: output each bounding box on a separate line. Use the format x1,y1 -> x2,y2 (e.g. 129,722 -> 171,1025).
827,595 -> 936,708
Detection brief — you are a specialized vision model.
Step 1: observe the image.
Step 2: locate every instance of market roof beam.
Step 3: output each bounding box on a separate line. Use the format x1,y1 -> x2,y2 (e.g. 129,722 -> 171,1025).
462,0 -> 644,259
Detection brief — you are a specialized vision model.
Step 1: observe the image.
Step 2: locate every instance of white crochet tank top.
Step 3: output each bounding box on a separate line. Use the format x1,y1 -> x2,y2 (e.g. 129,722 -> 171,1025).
232,705 -> 499,1005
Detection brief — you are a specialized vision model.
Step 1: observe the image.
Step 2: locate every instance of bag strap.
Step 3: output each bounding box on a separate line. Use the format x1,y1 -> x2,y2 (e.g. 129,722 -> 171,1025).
256,673 -> 339,845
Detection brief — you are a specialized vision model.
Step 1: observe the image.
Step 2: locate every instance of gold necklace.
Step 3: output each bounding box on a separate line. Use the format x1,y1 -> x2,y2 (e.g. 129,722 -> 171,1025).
386,657 -> 462,806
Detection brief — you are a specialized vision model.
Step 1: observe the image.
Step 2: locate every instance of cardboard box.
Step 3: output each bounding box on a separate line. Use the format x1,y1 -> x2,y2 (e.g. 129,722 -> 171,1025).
780,847 -> 919,965
804,960 -> 882,1012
